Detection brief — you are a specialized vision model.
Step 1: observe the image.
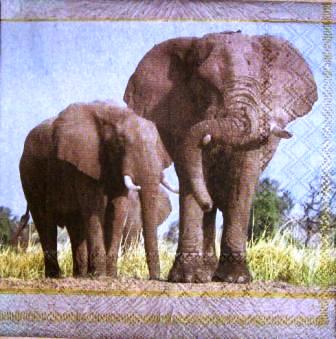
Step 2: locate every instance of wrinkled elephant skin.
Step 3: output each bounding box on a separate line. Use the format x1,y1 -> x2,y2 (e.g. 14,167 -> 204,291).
124,31 -> 318,283
20,101 -> 172,279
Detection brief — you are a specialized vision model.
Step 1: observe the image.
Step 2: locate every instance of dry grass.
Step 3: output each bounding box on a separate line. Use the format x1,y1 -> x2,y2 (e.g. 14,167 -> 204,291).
247,231 -> 336,287
0,232 -> 335,287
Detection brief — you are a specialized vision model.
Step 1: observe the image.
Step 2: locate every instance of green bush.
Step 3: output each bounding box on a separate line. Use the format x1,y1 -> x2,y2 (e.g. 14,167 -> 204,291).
0,207 -> 17,245
249,179 -> 293,241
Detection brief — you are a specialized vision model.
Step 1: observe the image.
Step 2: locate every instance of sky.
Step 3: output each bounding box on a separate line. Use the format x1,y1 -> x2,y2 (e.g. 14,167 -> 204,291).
1,20 -> 335,232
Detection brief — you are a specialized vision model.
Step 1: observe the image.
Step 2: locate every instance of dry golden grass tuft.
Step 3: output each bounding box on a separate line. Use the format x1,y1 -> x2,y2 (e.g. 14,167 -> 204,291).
248,231 -> 336,287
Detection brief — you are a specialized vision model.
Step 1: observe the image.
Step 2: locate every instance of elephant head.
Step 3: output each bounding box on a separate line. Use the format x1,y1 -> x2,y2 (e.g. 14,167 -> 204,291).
124,32 -> 318,211
54,101 -> 172,187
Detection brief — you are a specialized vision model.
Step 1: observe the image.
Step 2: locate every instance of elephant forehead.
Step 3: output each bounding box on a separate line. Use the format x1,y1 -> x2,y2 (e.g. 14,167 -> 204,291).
203,31 -> 255,46
198,34 -> 263,78
119,116 -> 158,154
133,117 -> 158,141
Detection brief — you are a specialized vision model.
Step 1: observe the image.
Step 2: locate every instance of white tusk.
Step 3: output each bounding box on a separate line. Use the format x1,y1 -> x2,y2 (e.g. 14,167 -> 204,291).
160,173 -> 179,194
270,123 -> 292,139
124,175 -> 141,191
202,134 -> 212,145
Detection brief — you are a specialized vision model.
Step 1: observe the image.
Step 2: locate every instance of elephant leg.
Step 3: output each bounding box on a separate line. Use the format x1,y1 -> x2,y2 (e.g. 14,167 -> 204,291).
168,172 -> 212,283
31,209 -> 60,278
202,208 -> 218,275
76,178 -> 106,276
85,213 -> 106,276
67,218 -> 88,277
139,186 -> 162,281
105,195 -> 129,277
213,151 -> 260,283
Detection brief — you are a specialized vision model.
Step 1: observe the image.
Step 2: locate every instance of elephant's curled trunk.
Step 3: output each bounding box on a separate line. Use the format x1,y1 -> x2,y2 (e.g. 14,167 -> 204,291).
181,117 -> 291,211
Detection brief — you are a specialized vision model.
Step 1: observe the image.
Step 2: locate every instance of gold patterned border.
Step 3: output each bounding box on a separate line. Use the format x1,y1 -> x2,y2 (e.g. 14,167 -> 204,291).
0,0 -> 335,311
0,17 -> 334,24
0,287 -> 334,299
321,2 -> 335,239
1,1 -> 335,23
0,299 -> 330,327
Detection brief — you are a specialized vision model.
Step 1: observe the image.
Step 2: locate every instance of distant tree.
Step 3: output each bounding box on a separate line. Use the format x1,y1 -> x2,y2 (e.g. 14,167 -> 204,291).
0,206 -> 18,245
248,178 -> 294,241
297,174 -> 336,246
0,206 -> 35,248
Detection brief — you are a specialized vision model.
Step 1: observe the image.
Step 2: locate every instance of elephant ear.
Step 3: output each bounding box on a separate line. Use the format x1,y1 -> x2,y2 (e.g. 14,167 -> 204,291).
127,187 -> 171,227
124,37 -> 195,121
257,35 -> 318,124
157,186 -> 172,225
156,132 -> 172,169
53,103 -> 102,180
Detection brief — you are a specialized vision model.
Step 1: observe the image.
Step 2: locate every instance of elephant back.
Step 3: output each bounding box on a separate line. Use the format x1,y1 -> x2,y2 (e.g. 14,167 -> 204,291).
22,117 -> 56,159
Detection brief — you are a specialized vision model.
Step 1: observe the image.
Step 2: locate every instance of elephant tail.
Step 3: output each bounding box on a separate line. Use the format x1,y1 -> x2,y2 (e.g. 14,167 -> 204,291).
11,205 -> 30,245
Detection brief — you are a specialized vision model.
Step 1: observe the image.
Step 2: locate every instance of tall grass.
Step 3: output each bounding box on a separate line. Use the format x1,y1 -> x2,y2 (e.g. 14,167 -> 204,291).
247,230 -> 336,287
0,231 -> 335,287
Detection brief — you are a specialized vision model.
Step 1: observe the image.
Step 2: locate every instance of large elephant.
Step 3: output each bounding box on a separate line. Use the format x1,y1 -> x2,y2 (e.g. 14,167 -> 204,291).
20,101 -> 175,278
124,31 -> 318,283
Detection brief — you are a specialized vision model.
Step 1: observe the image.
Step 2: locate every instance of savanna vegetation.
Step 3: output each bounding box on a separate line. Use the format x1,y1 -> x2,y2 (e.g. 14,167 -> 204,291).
0,177 -> 335,287
0,231 -> 335,287
0,207 -> 18,245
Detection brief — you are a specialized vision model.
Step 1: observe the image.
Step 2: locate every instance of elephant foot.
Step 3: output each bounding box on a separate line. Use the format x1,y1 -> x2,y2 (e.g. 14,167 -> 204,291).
168,252 -> 217,283
72,259 -> 88,278
148,268 -> 160,281
45,269 -> 61,279
88,269 -> 106,278
44,252 -> 61,278
212,252 -> 252,283
106,255 -> 118,278
146,252 -> 160,281
106,268 -> 117,278
149,274 -> 160,281
88,249 -> 106,277
88,263 -> 106,276
204,252 -> 218,273
73,272 -> 88,278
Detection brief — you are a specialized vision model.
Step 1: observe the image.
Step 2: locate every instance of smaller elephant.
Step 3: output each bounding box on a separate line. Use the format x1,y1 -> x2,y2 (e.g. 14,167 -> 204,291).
20,101 -> 176,279
121,187 -> 172,252
14,186 -> 173,265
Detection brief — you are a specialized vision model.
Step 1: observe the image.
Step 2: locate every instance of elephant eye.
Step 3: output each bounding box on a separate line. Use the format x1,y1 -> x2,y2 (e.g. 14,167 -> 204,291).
196,58 -> 203,67
124,133 -> 136,146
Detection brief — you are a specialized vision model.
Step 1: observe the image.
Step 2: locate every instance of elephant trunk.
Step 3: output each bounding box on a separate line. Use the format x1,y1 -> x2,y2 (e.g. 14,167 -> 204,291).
181,115 -> 291,212
138,180 -> 161,279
